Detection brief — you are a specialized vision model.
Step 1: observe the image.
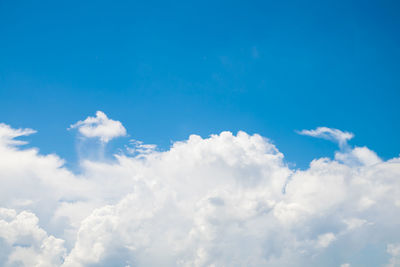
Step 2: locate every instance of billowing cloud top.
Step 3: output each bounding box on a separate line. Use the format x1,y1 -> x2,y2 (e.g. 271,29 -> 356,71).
69,111 -> 127,143
0,118 -> 400,267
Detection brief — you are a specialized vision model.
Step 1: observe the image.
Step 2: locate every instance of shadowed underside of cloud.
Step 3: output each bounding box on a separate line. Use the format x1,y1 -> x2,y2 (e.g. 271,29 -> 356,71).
0,114 -> 400,267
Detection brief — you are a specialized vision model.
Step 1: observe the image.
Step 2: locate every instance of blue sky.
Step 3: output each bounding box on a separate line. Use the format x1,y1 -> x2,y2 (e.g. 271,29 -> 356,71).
1,0 -> 400,168
1,2 -> 400,266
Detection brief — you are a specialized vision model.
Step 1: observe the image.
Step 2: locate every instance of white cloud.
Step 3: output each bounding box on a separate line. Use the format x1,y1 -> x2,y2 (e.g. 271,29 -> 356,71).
125,139 -> 157,156
0,208 -> 66,267
335,146 -> 381,166
387,243 -> 400,267
0,123 -> 36,146
316,233 -> 336,248
298,127 -> 354,148
69,111 -> 127,143
0,119 -> 400,266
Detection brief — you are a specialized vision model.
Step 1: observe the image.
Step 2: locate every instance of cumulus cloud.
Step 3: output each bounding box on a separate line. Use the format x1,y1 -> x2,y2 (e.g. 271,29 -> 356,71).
0,119 -> 400,266
69,111 -> 127,143
0,208 -> 66,267
298,127 -> 354,148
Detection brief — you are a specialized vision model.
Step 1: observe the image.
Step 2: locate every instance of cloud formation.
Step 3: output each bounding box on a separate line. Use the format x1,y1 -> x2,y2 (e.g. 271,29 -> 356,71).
0,123 -> 36,146
69,111 -> 127,143
0,118 -> 399,266
0,208 -> 66,267
298,126 -> 354,148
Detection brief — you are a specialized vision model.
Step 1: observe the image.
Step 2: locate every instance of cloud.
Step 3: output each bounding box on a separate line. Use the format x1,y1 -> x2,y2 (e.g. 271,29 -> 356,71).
69,111 -> 127,143
1,119 -> 400,266
0,208 -> 66,267
0,123 -> 36,146
387,243 -> 400,267
297,127 -> 354,148
315,233 -> 336,248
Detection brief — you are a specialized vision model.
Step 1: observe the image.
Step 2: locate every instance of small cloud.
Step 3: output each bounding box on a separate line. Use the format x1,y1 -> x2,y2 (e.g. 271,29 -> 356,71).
387,243 -> 400,267
69,111 -> 127,143
387,243 -> 400,256
0,123 -> 36,146
297,127 -> 354,149
316,232 -> 336,248
125,139 -> 157,156
343,218 -> 372,231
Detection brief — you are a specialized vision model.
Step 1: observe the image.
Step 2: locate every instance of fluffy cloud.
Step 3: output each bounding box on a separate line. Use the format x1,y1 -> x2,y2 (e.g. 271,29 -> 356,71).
0,118 -> 400,266
0,208 -> 66,267
69,111 -> 127,143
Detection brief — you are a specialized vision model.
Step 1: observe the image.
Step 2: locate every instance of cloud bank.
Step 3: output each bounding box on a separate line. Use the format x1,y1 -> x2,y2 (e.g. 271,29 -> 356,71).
0,114 -> 400,266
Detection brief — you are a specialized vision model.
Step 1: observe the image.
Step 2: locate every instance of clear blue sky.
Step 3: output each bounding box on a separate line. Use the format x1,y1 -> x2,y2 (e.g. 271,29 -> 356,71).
1,0 -> 399,168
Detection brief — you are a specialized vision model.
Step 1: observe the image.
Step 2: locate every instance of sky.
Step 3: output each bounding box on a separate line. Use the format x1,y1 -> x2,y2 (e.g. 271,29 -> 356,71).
1,1 -> 400,266
1,0 -> 400,168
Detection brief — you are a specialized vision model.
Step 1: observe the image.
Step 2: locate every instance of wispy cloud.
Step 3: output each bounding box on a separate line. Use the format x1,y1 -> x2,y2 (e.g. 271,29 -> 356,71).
297,126 -> 354,149
0,123 -> 36,146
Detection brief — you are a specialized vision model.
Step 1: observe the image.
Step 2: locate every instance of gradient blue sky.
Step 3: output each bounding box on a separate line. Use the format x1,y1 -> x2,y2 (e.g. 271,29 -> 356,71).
1,0 -> 399,168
